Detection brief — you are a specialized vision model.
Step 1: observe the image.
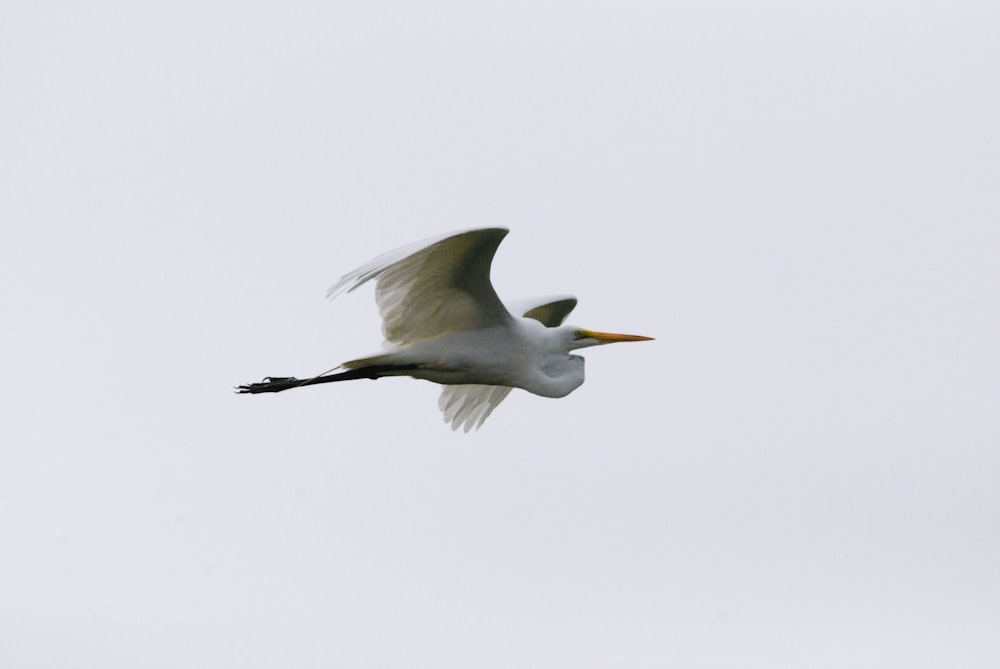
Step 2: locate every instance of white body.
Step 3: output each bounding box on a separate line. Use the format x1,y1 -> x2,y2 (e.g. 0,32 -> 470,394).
355,320 -> 587,399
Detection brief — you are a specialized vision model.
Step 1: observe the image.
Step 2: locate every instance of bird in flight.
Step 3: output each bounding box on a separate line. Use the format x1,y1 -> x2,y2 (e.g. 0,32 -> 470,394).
237,228 -> 653,431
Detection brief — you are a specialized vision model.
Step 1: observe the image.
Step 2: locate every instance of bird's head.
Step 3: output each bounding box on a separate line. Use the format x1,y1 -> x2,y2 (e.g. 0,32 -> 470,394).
562,326 -> 654,351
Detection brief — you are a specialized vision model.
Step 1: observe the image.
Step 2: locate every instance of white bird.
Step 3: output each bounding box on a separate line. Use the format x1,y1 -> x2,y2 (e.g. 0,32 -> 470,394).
238,228 -> 653,431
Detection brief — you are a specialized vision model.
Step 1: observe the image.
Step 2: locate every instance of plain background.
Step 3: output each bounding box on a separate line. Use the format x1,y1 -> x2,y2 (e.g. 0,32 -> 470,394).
2,1 -> 998,667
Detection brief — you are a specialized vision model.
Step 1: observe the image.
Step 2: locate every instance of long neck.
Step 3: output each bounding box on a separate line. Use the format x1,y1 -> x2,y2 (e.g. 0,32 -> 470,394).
533,354 -> 586,398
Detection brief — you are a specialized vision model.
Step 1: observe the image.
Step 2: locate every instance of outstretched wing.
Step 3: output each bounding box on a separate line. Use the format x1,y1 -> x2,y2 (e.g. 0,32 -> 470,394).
327,228 -> 513,346
438,384 -> 514,432
506,295 -> 578,327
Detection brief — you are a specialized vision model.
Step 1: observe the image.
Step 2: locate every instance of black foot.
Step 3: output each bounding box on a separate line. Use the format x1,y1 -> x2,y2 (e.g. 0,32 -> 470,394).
235,376 -> 303,394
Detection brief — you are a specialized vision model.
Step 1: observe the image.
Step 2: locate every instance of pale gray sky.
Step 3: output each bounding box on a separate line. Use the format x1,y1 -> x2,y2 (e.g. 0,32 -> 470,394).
2,1 -> 998,667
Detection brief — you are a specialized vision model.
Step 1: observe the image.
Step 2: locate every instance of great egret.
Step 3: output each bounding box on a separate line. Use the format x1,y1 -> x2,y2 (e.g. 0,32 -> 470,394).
237,228 -> 653,431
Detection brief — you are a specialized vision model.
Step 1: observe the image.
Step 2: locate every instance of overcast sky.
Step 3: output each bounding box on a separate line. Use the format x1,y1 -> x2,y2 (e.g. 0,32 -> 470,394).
2,1 -> 998,667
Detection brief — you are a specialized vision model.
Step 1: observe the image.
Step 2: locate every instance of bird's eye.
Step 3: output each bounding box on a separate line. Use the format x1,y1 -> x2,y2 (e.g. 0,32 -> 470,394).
574,330 -> 583,338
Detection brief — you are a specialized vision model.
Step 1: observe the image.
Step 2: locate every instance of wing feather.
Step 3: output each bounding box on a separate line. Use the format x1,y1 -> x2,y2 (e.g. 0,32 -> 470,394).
506,295 -> 578,327
438,384 -> 514,432
327,228 -> 513,345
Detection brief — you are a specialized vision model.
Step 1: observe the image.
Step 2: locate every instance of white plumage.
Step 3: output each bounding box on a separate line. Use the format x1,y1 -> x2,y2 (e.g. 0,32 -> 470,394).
238,228 -> 653,432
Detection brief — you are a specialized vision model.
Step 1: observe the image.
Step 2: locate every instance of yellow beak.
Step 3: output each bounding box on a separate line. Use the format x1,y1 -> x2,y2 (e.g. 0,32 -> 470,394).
580,329 -> 655,344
